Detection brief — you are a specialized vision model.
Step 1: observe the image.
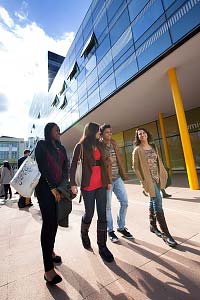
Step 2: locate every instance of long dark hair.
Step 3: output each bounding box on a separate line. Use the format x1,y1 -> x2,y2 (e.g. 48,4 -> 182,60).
44,122 -> 61,151
3,161 -> 11,170
80,122 -> 100,152
134,127 -> 153,146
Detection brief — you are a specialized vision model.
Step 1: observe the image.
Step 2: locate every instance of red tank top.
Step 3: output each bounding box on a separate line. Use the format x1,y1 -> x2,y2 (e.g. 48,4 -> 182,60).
83,147 -> 102,191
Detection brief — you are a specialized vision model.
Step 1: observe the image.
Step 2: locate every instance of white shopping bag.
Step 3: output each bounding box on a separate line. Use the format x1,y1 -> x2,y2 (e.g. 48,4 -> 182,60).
10,156 -> 41,197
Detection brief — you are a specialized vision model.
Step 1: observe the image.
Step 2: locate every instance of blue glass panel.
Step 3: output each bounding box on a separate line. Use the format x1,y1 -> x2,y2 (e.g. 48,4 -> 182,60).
77,81 -> 87,103
111,26 -> 133,64
114,54 -> 138,87
110,8 -> 130,46
99,73 -> 116,101
79,99 -> 89,117
94,10 -> 108,40
165,0 -> 187,18
77,67 -> 86,86
106,0 -> 124,23
92,0 -> 105,20
97,50 -> 113,78
137,29 -> 172,69
135,14 -> 166,49
128,0 -> 149,22
162,0 -> 176,9
114,46 -> 135,70
87,88 -> 100,109
96,35 -> 110,63
85,55 -> 97,76
168,1 -> 200,43
99,66 -> 114,85
87,81 -> 99,96
86,68 -> 98,90
132,0 -> 164,41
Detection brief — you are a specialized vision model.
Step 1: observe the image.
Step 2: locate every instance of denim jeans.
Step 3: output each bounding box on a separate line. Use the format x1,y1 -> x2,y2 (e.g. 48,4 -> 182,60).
81,187 -> 107,224
106,177 -> 128,232
149,183 -> 163,213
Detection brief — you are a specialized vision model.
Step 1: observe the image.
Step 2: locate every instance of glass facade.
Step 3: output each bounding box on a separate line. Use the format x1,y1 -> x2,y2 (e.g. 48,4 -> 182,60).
30,0 -> 200,137
112,107 -> 200,173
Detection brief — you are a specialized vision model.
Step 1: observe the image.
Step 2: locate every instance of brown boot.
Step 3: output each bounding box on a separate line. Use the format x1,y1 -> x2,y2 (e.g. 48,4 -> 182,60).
149,209 -> 162,237
81,219 -> 91,249
97,221 -> 114,263
156,210 -> 177,247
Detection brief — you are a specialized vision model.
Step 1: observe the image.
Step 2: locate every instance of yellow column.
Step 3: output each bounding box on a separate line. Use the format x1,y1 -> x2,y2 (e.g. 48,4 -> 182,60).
158,112 -> 172,176
167,68 -> 199,189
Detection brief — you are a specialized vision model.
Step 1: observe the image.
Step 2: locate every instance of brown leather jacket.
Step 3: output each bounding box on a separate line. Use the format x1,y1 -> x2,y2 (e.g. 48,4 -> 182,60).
70,142 -> 111,188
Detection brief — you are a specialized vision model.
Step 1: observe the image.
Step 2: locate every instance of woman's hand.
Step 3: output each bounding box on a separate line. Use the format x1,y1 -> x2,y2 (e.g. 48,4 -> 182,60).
71,186 -> 78,195
107,184 -> 112,190
51,188 -> 61,202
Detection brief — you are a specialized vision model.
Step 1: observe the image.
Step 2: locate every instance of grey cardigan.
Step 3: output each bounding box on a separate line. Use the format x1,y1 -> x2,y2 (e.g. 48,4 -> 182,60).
0,167 -> 13,184
132,145 -> 167,197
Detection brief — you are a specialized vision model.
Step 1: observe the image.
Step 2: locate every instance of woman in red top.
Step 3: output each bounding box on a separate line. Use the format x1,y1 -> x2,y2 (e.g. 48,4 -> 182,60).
70,122 -> 114,263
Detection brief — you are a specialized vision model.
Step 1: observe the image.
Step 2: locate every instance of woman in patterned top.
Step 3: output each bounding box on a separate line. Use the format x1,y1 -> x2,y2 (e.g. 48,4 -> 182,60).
132,128 -> 177,247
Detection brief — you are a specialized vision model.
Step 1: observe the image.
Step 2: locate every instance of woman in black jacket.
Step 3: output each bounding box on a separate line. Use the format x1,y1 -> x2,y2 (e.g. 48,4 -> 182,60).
35,123 -> 68,285
70,122 -> 114,263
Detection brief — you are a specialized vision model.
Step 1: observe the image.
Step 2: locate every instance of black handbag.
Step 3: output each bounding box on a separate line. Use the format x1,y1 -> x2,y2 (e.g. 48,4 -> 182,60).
56,181 -> 76,227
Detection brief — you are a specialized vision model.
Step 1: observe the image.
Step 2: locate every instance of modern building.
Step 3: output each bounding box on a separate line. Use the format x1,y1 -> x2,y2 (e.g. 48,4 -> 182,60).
0,136 -> 25,167
48,51 -> 65,91
30,0 -> 200,188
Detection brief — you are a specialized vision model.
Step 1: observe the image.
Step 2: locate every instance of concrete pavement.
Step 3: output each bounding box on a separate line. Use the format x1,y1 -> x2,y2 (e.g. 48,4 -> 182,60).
0,174 -> 199,300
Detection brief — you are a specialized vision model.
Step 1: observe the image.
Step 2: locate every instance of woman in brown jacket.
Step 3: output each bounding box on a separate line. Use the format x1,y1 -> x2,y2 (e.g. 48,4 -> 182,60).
132,128 -> 177,247
70,122 -> 114,262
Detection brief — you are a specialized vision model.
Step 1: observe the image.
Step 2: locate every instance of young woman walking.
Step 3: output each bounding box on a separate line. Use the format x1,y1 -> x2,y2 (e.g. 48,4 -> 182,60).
132,128 -> 177,247
70,122 -> 114,262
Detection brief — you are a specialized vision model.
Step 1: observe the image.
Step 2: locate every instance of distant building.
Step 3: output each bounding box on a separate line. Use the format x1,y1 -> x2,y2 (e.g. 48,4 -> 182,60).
0,136 -> 25,167
48,51 -> 65,91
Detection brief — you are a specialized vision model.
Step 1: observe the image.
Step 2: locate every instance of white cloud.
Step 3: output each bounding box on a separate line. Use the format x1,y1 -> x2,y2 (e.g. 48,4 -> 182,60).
14,1 -> 28,22
0,6 -> 14,27
0,6 -> 74,139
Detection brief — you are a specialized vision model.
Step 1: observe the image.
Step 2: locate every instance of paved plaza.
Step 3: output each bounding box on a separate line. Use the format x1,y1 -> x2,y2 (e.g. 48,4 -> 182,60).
0,174 -> 199,300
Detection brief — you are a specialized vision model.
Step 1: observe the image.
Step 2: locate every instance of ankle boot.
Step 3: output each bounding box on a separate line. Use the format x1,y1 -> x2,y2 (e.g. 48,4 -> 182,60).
97,221 -> 114,263
81,219 -> 91,249
156,210 -> 177,247
161,189 -> 172,198
149,209 -> 162,237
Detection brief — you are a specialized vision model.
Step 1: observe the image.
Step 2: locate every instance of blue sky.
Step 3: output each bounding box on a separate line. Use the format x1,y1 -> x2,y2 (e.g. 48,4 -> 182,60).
0,0 -> 91,139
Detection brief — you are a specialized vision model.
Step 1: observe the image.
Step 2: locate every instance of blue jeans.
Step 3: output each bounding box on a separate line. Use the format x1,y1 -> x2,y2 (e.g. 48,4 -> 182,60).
81,187 -> 107,224
106,177 -> 128,232
149,184 -> 163,213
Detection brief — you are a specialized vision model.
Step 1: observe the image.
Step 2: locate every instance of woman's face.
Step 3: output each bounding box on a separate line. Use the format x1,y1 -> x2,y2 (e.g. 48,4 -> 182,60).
51,125 -> 60,142
96,128 -> 101,140
137,130 -> 148,142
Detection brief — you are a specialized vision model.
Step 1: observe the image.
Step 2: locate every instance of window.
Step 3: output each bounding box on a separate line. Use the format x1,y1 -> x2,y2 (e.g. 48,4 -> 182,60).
106,0 -> 124,23
67,62 -> 79,81
128,0 -> 149,22
51,95 -> 60,107
81,33 -> 98,58
59,81 -> 67,95
109,8 -> 130,46
96,35 -> 110,63
99,73 -> 116,101
59,95 -> 68,109
132,0 -> 164,41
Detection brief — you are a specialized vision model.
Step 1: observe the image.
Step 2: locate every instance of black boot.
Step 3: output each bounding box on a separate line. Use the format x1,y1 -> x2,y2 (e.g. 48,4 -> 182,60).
149,209 -> 162,237
81,219 -> 91,249
156,210 -> 177,247
161,189 -> 172,198
97,221 -> 114,263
